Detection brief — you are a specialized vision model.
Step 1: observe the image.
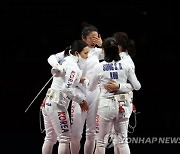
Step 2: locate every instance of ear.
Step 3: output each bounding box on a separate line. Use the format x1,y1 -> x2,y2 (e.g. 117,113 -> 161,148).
82,36 -> 86,41
74,51 -> 79,57
118,45 -> 122,53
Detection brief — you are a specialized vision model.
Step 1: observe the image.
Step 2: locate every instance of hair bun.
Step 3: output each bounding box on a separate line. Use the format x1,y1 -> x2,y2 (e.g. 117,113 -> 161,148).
81,22 -> 90,28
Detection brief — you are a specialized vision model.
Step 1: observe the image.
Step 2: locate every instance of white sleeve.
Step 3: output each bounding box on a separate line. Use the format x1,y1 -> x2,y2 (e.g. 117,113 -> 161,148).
96,47 -> 104,60
62,66 -> 85,104
47,51 -> 65,68
87,64 -> 100,91
127,67 -> 141,91
127,55 -> 135,70
118,83 -> 134,92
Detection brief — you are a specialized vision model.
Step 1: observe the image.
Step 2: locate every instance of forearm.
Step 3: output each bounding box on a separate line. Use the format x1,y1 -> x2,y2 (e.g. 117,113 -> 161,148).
62,85 -> 85,104
118,83 -> 134,93
104,81 -> 133,93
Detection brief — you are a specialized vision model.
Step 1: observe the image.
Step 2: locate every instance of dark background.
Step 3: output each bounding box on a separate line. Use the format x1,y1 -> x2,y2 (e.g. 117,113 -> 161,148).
1,0 -> 180,154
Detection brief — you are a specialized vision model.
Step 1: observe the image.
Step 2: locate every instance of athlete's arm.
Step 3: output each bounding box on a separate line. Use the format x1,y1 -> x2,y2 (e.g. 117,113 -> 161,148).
104,81 -> 134,93
48,51 -> 65,70
95,47 -> 104,61
87,64 -> 100,91
62,66 -> 86,105
127,68 -> 141,90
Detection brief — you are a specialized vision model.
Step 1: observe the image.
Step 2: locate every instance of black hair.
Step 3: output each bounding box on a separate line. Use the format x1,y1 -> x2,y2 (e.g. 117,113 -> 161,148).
113,32 -> 136,58
64,46 -> 71,57
81,22 -> 99,39
64,40 -> 88,57
102,37 -> 120,62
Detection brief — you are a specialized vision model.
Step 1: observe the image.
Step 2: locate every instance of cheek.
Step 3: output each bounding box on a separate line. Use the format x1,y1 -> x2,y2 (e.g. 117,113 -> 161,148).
81,53 -> 88,59
87,38 -> 93,43
82,55 -> 86,59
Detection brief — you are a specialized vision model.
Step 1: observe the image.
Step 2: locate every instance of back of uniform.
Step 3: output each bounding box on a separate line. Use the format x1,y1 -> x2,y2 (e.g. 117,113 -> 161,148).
87,37 -> 141,154
88,59 -> 140,98
88,59 -> 141,154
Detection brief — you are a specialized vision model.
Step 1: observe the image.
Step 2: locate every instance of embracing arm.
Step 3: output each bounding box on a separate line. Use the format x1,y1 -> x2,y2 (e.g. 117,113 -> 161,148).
104,81 -> 134,93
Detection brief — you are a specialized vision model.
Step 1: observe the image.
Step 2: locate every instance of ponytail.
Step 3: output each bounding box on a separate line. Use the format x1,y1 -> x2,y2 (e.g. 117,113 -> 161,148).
64,46 -> 71,57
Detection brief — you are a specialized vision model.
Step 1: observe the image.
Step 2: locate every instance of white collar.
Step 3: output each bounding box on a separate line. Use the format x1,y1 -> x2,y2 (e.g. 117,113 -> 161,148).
119,51 -> 128,58
68,54 -> 78,63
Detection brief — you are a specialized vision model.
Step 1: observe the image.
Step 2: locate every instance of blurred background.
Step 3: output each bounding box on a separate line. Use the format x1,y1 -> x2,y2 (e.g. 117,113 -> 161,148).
0,0 -> 180,153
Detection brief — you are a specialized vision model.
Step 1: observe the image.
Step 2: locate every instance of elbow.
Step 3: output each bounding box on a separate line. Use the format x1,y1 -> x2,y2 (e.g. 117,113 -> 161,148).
133,83 -> 141,91
47,55 -> 52,64
47,55 -> 57,67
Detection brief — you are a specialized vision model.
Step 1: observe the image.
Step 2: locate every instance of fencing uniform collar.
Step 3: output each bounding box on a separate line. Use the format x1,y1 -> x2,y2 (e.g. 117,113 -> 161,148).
69,54 -> 78,63
119,51 -> 128,59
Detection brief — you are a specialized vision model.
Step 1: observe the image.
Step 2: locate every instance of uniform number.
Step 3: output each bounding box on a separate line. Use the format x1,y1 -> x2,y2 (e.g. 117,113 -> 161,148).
110,72 -> 118,79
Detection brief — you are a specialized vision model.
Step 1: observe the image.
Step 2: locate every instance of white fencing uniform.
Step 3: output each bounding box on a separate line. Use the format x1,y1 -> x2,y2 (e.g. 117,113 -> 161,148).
48,51 -> 65,66
42,54 -> 85,154
120,51 -> 135,101
120,52 -> 135,69
111,51 -> 136,154
70,47 -> 103,154
87,59 -> 141,154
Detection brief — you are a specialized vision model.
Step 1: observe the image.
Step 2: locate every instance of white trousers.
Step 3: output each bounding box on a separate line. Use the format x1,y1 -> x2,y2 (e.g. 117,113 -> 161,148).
113,91 -> 133,154
42,95 -> 71,154
95,98 -> 132,154
70,87 -> 100,154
